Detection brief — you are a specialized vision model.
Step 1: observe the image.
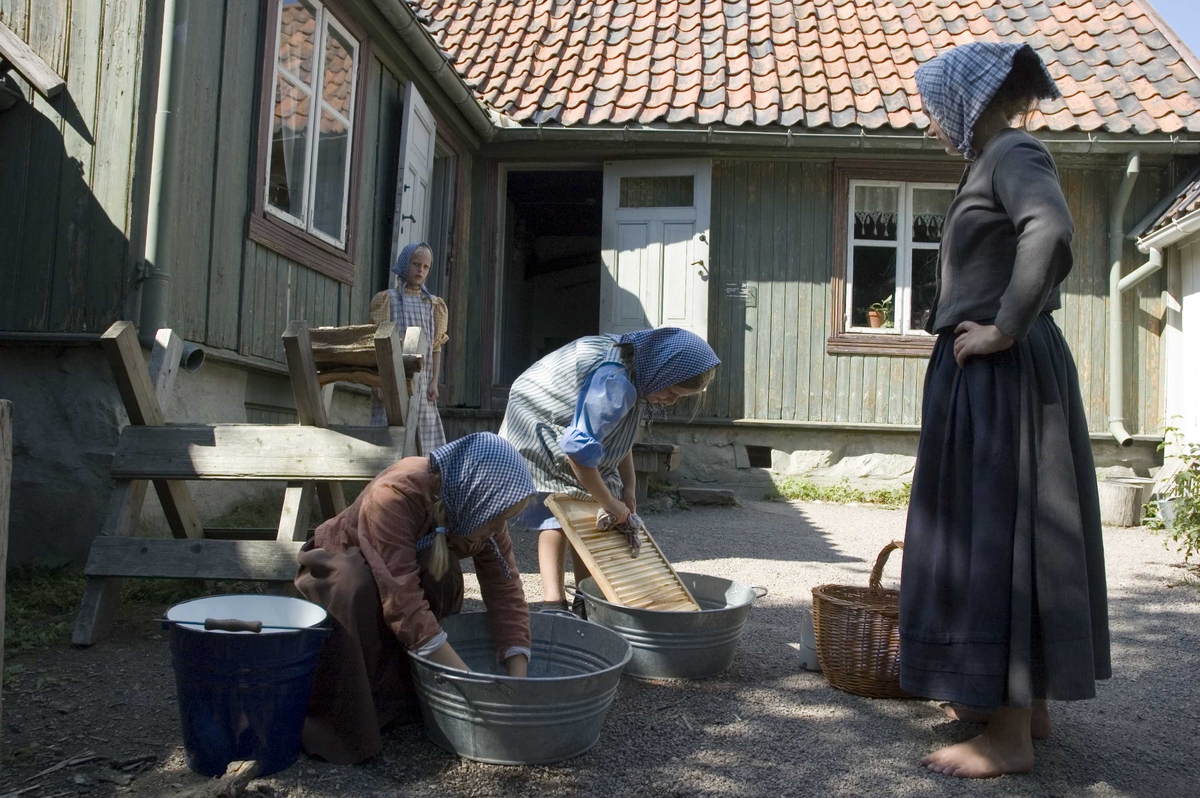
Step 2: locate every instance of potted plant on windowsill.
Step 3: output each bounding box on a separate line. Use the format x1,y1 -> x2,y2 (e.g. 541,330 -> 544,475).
867,297 -> 893,329
1144,425 -> 1200,562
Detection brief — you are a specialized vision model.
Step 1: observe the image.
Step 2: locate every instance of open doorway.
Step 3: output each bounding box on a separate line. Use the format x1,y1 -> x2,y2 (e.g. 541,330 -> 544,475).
496,168 -> 603,385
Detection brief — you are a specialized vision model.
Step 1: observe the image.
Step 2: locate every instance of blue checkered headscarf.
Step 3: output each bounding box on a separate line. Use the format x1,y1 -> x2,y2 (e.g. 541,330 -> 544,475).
392,242 -> 434,299
417,433 -> 535,579
616,328 -> 721,397
916,43 -> 1059,160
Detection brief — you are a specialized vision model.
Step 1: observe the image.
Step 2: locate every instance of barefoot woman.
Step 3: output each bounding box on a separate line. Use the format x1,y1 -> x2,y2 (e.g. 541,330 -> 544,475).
901,43 -> 1109,778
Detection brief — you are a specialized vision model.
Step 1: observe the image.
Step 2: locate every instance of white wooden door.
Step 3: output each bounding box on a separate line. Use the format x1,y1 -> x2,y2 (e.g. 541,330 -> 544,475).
600,159 -> 712,339
390,82 -> 437,282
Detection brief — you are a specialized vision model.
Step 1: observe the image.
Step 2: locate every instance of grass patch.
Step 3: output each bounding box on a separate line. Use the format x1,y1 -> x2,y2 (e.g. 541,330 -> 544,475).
767,476 -> 911,508
3,562 -> 266,660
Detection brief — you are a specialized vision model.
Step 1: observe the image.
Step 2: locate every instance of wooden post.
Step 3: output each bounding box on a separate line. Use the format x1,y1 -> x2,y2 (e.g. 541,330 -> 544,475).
0,400 -> 12,727
373,322 -> 409,428
73,323 -> 198,645
401,327 -> 427,457
282,321 -> 346,519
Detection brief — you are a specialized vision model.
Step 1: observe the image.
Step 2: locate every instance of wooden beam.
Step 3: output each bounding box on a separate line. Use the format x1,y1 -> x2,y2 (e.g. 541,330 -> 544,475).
276,482 -> 314,542
85,538 -> 305,582
146,329 -> 203,540
0,20 -> 65,98
402,326 -> 427,456
0,400 -> 11,727
283,321 -> 346,517
111,425 -> 407,480
101,321 -> 163,426
374,322 -> 408,427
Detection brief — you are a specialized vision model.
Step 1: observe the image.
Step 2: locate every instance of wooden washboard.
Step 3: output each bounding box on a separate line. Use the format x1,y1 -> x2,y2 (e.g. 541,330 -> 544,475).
545,495 -> 701,612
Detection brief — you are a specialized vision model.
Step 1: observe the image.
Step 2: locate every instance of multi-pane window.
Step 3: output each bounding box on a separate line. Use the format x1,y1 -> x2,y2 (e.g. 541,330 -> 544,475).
845,181 -> 955,335
266,0 -> 359,249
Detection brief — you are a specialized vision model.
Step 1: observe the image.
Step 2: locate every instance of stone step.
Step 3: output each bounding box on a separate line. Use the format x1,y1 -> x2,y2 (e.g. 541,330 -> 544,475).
677,487 -> 740,507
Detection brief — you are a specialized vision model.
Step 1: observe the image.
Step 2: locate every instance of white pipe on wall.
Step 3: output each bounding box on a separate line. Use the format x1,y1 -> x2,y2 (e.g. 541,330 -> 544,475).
1108,152 -> 1140,446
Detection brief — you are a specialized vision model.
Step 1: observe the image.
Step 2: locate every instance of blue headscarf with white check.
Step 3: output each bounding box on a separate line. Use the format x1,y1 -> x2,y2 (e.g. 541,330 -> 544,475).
916,42 -> 1059,160
617,328 -> 721,398
391,241 -> 434,299
417,433 -> 534,580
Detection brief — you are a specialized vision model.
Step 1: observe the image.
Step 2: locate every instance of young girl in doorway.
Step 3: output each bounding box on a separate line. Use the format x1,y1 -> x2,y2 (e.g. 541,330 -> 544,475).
294,432 -> 535,764
900,42 -> 1108,778
369,242 -> 448,452
499,328 -> 720,616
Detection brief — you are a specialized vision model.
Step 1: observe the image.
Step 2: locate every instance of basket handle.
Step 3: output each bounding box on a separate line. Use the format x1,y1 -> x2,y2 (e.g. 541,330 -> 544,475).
868,541 -> 904,592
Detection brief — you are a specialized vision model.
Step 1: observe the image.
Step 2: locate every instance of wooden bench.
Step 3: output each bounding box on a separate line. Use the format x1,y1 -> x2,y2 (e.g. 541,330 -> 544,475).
632,442 -> 682,503
72,322 -> 420,646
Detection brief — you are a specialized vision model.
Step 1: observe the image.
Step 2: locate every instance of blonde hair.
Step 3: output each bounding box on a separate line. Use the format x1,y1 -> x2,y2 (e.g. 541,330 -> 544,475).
426,474 -> 452,581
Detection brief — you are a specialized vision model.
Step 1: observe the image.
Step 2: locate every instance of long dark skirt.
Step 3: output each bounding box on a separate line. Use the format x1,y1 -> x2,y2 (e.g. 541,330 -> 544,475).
899,314 -> 1110,709
294,542 -> 463,764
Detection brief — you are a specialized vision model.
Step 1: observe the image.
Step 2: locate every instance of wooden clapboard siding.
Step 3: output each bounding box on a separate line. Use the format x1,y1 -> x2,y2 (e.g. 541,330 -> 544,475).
706,158 -> 1165,433
0,0 -> 146,333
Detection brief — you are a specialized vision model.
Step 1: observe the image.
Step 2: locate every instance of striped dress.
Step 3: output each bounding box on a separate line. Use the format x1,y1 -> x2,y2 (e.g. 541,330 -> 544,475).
499,336 -> 645,500
369,288 -> 447,453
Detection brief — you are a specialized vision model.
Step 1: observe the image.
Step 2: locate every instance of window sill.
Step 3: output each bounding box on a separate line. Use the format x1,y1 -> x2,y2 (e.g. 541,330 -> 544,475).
826,333 -> 935,357
248,213 -> 356,285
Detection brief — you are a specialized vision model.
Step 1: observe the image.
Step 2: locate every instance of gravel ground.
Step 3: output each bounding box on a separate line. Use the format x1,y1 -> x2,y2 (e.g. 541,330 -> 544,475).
2,500 -> 1196,798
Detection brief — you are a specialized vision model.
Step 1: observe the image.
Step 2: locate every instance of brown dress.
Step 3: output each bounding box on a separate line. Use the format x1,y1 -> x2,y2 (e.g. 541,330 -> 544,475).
294,457 -> 530,764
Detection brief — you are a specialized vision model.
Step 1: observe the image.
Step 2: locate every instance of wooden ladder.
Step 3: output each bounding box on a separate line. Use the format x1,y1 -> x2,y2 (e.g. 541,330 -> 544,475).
72,321 -> 421,646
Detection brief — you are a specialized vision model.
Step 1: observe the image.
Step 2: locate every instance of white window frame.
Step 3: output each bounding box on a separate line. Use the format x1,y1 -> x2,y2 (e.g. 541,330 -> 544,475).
845,179 -> 954,336
264,0 -> 359,250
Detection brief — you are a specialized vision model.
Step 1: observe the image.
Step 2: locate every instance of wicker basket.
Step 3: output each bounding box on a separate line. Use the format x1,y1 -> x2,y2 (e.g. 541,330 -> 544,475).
811,541 -> 909,699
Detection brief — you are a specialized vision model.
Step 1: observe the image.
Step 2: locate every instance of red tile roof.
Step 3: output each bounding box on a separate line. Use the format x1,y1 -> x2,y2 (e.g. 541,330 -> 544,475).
1140,167 -> 1200,236
418,0 -> 1200,134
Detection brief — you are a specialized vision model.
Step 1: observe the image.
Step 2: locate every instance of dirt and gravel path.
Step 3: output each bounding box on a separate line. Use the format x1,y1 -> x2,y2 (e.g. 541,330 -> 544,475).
2,501 -> 1196,797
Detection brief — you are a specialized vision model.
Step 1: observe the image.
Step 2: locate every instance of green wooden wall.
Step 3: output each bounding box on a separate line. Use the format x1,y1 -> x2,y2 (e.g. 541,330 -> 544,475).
0,0 -> 147,333
705,157 -> 1168,435
165,0 -> 401,360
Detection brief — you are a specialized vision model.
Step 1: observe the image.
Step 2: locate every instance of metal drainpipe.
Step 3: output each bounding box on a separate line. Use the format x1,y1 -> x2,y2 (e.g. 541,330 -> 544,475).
138,0 -> 204,371
1107,152 -> 1140,446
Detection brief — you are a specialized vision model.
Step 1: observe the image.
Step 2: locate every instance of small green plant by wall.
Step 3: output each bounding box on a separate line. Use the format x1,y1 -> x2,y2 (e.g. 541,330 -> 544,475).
1144,425 -> 1200,562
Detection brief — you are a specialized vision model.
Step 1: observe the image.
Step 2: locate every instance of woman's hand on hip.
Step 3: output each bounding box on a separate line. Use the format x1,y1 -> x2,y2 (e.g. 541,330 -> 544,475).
953,321 -> 1014,368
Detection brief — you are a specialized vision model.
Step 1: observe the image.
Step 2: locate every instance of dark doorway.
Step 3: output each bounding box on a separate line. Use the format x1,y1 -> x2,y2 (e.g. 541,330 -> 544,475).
497,169 -> 603,385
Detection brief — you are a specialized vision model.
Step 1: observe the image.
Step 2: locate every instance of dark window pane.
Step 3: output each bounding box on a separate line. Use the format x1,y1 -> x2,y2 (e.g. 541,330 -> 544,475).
912,187 -> 955,243
911,249 -> 939,331
312,111 -> 348,240
851,246 -> 896,328
619,175 -> 694,207
268,76 -> 310,218
853,185 -> 898,241
277,0 -> 317,86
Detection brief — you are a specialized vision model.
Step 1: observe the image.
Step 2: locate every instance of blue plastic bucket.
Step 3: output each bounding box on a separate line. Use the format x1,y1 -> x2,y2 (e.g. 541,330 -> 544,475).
164,595 -> 329,777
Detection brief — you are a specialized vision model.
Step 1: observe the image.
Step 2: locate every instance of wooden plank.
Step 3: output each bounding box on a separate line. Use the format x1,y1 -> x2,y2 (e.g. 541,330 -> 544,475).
145,329 -> 203,540
87,0 -> 144,331
48,0 -> 102,332
0,76 -> 33,328
0,18 -> 65,97
545,495 -> 700,612
402,326 -> 426,455
101,321 -> 163,425
781,162 -> 800,421
85,538 -> 305,582
283,321 -> 331,428
112,425 -> 408,480
205,0 -> 261,350
276,482 -> 314,542
375,322 -> 410,427
171,0 -> 226,343
0,401 -> 10,725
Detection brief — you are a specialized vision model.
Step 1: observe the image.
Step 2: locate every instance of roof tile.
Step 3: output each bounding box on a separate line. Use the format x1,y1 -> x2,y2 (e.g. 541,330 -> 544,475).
418,0 -> 1200,133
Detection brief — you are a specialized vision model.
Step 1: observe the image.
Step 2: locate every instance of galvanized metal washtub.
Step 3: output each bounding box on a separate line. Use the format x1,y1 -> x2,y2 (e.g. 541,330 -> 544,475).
407,611 -> 632,765
578,572 -> 765,680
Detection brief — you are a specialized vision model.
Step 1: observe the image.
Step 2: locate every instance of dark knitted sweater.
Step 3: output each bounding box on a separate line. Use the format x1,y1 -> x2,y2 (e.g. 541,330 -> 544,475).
927,128 -> 1075,341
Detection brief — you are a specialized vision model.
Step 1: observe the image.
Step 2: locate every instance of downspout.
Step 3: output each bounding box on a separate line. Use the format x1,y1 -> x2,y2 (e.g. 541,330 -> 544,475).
139,0 -> 203,371
1107,153 -> 1140,445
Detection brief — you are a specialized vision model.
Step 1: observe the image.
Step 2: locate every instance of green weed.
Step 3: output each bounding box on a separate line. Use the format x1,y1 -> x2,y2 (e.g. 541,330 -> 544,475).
767,477 -> 911,508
